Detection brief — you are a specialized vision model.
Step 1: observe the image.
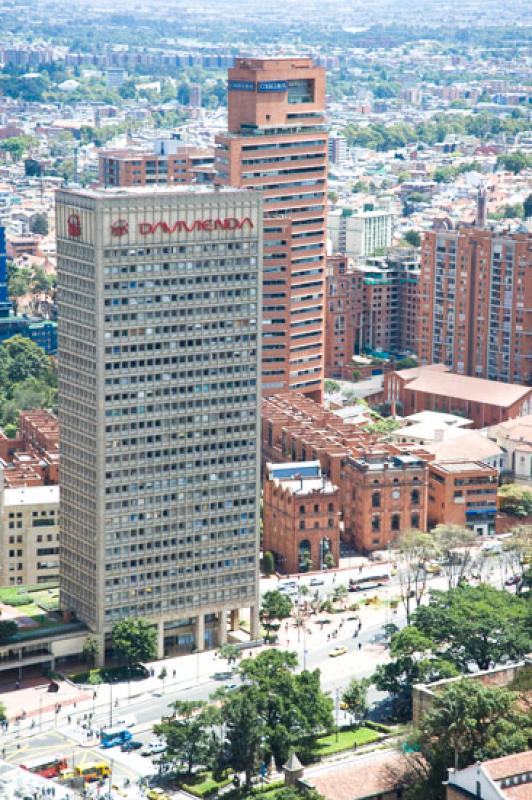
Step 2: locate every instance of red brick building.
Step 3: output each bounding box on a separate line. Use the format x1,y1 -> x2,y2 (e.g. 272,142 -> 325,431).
216,57 -> 328,402
325,250 -> 420,380
418,221 -> 532,386
385,364 -> 532,429
0,409 -> 59,486
98,142 -> 215,187
263,460 -> 340,573
427,460 -> 498,536
262,393 -> 431,552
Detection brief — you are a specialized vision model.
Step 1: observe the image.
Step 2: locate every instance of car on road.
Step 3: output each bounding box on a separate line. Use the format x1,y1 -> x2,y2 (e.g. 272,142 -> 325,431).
310,577 -> 325,586
141,741 -> 167,757
329,646 -> 348,658
505,575 -> 520,586
146,790 -> 170,800
224,682 -> 239,691
120,740 -> 142,752
425,562 -> 442,574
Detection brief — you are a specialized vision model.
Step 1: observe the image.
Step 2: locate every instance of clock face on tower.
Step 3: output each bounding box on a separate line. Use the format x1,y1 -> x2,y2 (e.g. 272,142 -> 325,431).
392,490 -> 400,500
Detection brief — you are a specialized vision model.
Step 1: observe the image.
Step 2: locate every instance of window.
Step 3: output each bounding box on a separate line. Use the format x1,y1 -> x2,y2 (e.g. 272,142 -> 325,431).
411,513 -> 419,529
328,502 -> 334,513
411,489 -> 420,505
299,505 -> 305,514
299,520 -> 305,530
372,492 -> 381,508
372,516 -> 380,532
391,514 -> 400,531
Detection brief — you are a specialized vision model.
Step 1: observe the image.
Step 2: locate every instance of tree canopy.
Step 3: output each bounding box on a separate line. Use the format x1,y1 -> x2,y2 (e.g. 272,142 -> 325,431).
155,700 -> 220,776
111,617 -> 157,667
404,680 -> 532,799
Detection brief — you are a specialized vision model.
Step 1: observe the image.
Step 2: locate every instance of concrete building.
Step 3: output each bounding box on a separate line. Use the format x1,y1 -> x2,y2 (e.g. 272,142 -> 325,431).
325,250 -> 420,379
328,133 -> 348,167
328,206 -> 394,259
106,68 -> 127,90
56,185 -> 262,660
262,393 -> 431,552
487,416 -> 532,485
189,83 -> 202,108
385,364 -> 532,429
418,217 -> 532,386
0,476 -> 59,586
427,460 -> 498,535
263,460 -> 340,573
215,57 -> 328,402
99,140 -> 215,187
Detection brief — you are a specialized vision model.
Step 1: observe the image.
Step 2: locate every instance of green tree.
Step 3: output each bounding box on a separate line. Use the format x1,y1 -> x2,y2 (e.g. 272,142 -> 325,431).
218,643 -> 241,667
0,336 -> 51,384
324,380 -> 340,394
412,584 -> 531,672
0,701 -> 5,721
496,151 -> 530,175
404,230 -> 421,247
0,620 -> 18,643
263,550 -> 275,576
404,681 -> 532,799
432,524 -> 477,588
111,617 -> 157,668
372,626 -> 457,719
236,650 -> 334,765
261,590 -> 293,624
524,192 -> 532,219
341,678 -> 369,723
223,688 -> 264,787
30,213 -> 49,236
498,484 -> 532,518
155,700 -> 219,776
393,530 -> 437,622
82,636 -> 99,666
8,265 -> 31,298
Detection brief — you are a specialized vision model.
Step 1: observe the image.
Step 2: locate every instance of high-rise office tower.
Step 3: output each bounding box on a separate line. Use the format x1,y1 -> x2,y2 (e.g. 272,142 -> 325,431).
56,186 -> 262,659
418,212 -> 531,385
215,57 -> 328,402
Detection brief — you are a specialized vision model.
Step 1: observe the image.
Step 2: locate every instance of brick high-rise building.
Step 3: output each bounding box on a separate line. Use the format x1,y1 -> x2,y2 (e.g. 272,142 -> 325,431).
215,57 -> 328,402
325,250 -> 420,379
99,139 -> 215,188
56,186 -> 262,659
418,217 -> 532,385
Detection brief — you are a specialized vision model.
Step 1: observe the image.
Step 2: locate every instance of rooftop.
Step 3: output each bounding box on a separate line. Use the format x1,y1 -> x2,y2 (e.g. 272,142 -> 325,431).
401,365 -> 531,407
431,459 -> 496,474
3,484 -> 59,507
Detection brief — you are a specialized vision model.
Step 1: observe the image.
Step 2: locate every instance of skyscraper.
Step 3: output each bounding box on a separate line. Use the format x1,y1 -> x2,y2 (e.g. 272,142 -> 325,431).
56,186 -> 262,659
215,57 -> 328,402
418,219 -> 531,385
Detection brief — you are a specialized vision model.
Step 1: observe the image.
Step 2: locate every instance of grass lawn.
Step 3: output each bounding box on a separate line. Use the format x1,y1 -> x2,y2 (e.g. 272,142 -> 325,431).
181,772 -> 232,797
313,726 -> 380,756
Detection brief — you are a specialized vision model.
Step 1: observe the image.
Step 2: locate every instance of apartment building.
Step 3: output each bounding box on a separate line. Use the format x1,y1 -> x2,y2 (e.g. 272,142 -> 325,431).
262,393 -> 431,552
99,140 -> 215,187
215,57 -> 328,402
0,474 -> 59,586
418,219 -> 532,385
325,251 -> 420,378
56,186 -> 262,659
427,460 -> 498,535
328,206 -> 394,259
0,409 -> 59,487
263,460 -> 340,574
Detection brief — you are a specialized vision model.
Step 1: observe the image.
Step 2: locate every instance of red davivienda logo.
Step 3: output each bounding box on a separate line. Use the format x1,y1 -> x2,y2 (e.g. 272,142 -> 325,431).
110,219 -> 129,237
109,217 -> 254,236
67,213 -> 81,238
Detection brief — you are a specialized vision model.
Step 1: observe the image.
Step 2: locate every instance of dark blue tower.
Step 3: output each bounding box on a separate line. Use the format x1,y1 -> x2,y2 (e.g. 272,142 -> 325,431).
0,225 -> 12,318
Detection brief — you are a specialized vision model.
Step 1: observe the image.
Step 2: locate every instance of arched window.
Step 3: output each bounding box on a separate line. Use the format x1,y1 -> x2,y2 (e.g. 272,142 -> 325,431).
328,502 -> 334,513
299,505 -> 305,515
